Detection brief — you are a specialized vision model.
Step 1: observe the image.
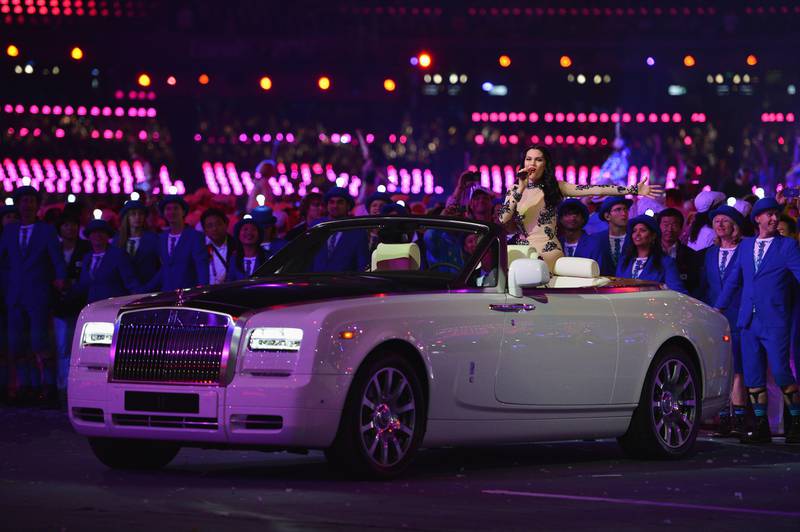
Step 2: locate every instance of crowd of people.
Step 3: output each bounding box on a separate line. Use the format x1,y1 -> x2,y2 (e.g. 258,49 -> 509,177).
1,145 -> 800,446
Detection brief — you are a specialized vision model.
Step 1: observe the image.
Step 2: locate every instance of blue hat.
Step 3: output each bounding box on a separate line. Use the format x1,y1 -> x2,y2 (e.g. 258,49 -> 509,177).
557,198 -> 589,224
750,197 -> 781,221
233,216 -> 264,243
11,185 -> 42,204
597,196 -> 633,219
250,205 -> 277,227
120,200 -> 147,219
365,191 -> 394,211
85,218 -> 114,237
324,186 -> 355,208
709,205 -> 745,228
158,194 -> 189,216
380,202 -> 408,216
627,214 -> 661,238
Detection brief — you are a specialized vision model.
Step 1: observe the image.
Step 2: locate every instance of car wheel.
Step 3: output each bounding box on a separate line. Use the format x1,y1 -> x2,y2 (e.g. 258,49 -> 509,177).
88,437 -> 180,470
326,354 -> 427,479
618,347 -> 701,459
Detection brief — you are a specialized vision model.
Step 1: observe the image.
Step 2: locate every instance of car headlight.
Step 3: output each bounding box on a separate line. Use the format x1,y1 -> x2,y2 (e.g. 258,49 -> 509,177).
248,327 -> 303,352
81,321 -> 115,347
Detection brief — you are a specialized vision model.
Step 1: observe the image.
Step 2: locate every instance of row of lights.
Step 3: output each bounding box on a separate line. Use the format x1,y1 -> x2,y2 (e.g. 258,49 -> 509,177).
567,73 -> 611,85
706,73 -> 753,84
2,103 -> 156,117
0,0 -> 141,18
470,111 -> 704,124
474,134 -> 608,147
6,44 -> 85,60
761,113 -> 796,123
423,73 -> 468,85
12,63 -> 60,75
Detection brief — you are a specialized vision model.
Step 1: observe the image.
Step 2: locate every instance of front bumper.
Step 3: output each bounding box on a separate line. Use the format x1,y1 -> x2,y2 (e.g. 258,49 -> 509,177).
68,368 -> 352,449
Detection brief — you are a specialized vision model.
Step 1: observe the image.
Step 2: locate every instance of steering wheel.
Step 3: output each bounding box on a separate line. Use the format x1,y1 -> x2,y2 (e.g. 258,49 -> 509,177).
427,262 -> 462,273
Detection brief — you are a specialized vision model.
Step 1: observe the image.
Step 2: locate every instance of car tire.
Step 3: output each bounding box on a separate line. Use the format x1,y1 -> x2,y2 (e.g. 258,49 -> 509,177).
325,353 -> 427,479
617,346 -> 701,459
88,437 -> 180,470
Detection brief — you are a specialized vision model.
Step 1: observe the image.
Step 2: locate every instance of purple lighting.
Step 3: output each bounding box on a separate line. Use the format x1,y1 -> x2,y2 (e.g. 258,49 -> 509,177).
646,56 -> 655,66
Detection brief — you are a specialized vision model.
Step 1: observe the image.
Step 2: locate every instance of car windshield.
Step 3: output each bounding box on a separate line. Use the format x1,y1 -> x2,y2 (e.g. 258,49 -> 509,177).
257,217 -> 493,279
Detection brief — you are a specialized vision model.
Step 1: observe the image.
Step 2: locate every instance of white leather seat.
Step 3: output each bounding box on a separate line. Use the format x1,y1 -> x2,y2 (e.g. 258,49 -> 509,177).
547,257 -> 610,288
507,244 -> 539,266
371,243 -> 421,271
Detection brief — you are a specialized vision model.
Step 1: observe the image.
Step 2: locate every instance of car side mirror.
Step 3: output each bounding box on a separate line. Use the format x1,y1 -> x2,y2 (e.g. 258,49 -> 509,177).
508,258 -> 550,297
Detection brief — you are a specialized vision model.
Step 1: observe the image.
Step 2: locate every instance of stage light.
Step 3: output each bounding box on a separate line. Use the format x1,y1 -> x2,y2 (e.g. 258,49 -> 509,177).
459,74 -> 468,83
166,75 -> 176,86
198,73 -> 209,85
169,185 -> 179,195
137,73 -> 151,87
746,54 -> 758,66
733,74 -> 741,84
727,197 -> 737,207
603,74 -> 611,83
593,74 -> 602,84
423,74 -> 431,83
567,73 -> 575,82
67,194 -> 76,203
259,76 -> 273,91
70,47 -> 84,60
683,55 -> 696,67
14,65 -> 22,74
449,73 -> 458,84
789,84 -> 797,95
706,74 -> 714,84
318,76 -> 331,90
418,52 -> 432,68
383,78 -> 396,92
499,55 -> 511,68
130,192 -> 140,201
6,44 -> 19,57
742,74 -> 750,83
24,64 -> 33,74
576,74 -> 586,84
433,74 -> 442,84
559,55 -> 572,68
715,73 -> 723,84
481,82 -> 493,92
409,56 -> 419,66
646,56 -> 655,66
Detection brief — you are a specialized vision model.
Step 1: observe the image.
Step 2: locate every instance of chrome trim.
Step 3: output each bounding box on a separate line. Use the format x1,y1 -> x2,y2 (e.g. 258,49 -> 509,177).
109,307 -> 235,386
112,413 -> 219,430
489,303 -> 535,313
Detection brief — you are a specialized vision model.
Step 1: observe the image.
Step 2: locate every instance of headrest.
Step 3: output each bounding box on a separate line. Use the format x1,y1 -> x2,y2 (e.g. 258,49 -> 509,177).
507,244 -> 538,264
371,243 -> 421,271
553,257 -> 600,278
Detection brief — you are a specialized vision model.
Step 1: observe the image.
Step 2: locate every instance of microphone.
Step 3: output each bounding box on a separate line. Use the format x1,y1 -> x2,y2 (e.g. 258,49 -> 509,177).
516,168 -> 528,179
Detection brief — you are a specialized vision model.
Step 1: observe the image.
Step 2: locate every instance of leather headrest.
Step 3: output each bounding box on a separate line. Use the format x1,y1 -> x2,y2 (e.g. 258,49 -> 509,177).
371,243 -> 421,271
553,257 -> 600,278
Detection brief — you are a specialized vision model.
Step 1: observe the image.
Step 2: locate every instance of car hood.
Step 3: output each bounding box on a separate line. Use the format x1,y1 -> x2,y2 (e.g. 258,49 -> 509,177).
120,274 -> 452,317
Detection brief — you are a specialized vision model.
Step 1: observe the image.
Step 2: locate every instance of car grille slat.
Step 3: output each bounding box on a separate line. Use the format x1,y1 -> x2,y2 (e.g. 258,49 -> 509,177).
112,309 -> 230,385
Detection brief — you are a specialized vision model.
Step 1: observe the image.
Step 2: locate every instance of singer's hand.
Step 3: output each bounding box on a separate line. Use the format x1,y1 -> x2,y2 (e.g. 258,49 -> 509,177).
637,176 -> 663,199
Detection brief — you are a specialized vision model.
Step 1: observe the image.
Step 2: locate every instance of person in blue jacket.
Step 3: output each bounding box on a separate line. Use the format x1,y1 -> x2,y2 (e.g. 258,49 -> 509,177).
228,215 -> 270,281
144,194 -> 209,291
575,196 -> 632,276
557,199 -> 591,257
76,218 -> 141,303
715,196 -> 800,444
311,187 -> 369,273
115,199 -> 160,287
699,205 -> 747,437
0,186 -> 66,405
616,214 -> 687,293
250,205 -> 287,259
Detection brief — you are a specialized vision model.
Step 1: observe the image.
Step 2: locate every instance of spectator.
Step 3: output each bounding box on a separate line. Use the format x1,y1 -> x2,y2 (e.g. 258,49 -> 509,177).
688,190 -> 726,251
616,214 -> 687,293
657,208 -> 702,296
285,192 -> 324,241
576,197 -> 631,276
75,218 -> 141,304
116,200 -> 161,287
311,188 -> 369,272
467,186 -> 494,222
251,205 -> 287,259
228,216 -> 269,280
201,208 -> 235,285
557,199 -> 590,257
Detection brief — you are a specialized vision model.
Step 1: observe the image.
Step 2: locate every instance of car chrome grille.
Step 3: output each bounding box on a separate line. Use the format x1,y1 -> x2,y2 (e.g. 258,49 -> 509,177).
112,308 -> 231,385
112,414 -> 219,430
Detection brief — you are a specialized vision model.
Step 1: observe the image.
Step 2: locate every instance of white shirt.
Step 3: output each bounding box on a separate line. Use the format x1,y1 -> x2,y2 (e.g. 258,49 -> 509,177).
718,246 -> 737,274
242,256 -> 257,276
89,252 -> 105,276
167,232 -> 182,255
208,240 -> 229,285
754,237 -> 775,269
631,257 -> 648,279
609,234 -> 626,261
666,243 -> 678,259
688,226 -> 715,251
63,247 -> 75,265
19,224 -> 34,248
564,242 -> 578,257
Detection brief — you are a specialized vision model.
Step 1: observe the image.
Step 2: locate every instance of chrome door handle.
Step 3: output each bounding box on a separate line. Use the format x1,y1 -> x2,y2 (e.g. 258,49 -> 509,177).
489,303 -> 535,313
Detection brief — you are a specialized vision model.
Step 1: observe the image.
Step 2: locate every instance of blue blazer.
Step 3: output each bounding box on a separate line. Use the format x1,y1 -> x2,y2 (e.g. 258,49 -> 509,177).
559,232 -> 591,257
616,254 -> 688,293
227,248 -> 270,282
0,221 -> 67,306
699,245 -> 742,330
716,236 -> 800,329
312,230 -> 369,273
576,230 -> 620,276
77,246 -> 142,304
119,231 -> 161,286
145,227 -> 209,291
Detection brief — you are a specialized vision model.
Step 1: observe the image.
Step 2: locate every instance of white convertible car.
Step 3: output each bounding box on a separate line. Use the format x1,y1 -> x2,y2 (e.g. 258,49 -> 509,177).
69,216 -> 731,478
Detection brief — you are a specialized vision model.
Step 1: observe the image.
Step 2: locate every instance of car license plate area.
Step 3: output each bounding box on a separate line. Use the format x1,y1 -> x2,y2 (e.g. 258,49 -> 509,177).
124,391 -> 199,414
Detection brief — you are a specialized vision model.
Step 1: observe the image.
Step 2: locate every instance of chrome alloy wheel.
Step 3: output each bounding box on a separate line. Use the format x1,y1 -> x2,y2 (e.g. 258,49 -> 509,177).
651,358 -> 697,449
359,367 -> 416,468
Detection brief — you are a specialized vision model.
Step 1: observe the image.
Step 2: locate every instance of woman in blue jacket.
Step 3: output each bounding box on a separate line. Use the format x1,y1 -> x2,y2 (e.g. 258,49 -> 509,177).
616,214 -> 687,293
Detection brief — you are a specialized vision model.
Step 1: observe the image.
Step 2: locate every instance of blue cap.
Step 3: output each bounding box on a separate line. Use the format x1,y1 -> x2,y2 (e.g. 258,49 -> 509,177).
557,198 -> 589,224
750,197 -> 781,221
11,185 -> 42,204
158,194 -> 189,216
627,214 -> 661,238
324,186 -> 355,208
234,216 -> 264,243
250,205 -> 277,227
709,205 -> 745,228
597,196 -> 633,219
380,203 -> 408,216
120,200 -> 147,219
85,218 -> 114,237
365,191 -> 394,211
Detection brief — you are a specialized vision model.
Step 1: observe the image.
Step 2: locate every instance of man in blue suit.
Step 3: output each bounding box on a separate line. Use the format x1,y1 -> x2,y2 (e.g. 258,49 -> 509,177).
76,219 -> 141,304
311,187 -> 369,273
575,196 -> 631,275
716,197 -> 800,444
0,186 -> 66,405
700,205 -> 747,436
144,195 -> 209,291
557,199 -> 591,257
116,199 -> 160,287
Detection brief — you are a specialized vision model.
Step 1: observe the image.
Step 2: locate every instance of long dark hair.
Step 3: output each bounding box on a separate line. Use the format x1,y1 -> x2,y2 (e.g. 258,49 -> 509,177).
620,223 -> 663,273
519,145 -> 563,208
689,211 -> 710,242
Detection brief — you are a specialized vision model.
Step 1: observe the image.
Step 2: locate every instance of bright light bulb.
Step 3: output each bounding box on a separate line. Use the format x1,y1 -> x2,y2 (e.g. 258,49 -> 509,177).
243,214 -> 253,220
645,209 -> 655,217
727,197 -> 737,207
21,176 -> 31,186
449,73 -> 458,84
433,74 -> 442,84
93,209 -> 103,220
4,198 -> 13,206
67,194 -> 76,203
168,185 -> 178,195
377,185 -> 387,193
70,47 -> 84,61
130,191 -> 140,201
336,176 -> 348,187
256,194 -> 266,206
24,64 -> 33,74
755,187 -> 765,199
397,200 -> 406,207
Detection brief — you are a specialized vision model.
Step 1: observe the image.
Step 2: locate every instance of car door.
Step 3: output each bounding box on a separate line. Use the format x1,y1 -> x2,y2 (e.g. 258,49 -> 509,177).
494,288 -> 619,406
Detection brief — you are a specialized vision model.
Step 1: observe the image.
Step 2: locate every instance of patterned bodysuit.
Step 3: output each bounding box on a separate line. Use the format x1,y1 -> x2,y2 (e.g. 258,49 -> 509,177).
499,181 -> 637,272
